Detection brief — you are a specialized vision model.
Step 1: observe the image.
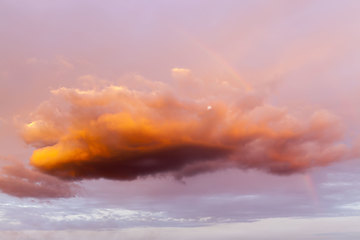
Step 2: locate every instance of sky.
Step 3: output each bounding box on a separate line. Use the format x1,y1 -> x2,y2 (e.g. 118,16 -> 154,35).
1,0 -> 360,239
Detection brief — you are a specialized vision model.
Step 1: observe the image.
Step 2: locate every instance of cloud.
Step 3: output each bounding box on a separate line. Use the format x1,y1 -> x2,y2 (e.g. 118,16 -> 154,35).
171,68 -> 192,79
21,70 -> 351,181
2,216 -> 360,240
0,162 -> 77,198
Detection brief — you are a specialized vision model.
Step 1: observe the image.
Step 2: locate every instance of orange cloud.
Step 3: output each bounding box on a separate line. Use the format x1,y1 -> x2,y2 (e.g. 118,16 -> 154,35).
22,72 -> 351,181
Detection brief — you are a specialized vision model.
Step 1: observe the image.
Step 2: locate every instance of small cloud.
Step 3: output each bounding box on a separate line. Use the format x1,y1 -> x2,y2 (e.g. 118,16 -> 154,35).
339,202 -> 360,210
171,68 -> 191,79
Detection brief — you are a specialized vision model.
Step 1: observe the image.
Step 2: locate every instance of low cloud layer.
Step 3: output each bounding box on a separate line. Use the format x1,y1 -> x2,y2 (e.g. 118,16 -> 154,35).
21,70 -> 351,181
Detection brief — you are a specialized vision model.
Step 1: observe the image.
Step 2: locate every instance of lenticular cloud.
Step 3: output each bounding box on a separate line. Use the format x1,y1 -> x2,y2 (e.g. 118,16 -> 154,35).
22,70 -> 349,180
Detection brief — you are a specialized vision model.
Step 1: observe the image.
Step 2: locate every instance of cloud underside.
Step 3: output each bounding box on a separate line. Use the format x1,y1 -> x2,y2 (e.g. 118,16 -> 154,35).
37,143 -> 231,180
22,70 -> 348,181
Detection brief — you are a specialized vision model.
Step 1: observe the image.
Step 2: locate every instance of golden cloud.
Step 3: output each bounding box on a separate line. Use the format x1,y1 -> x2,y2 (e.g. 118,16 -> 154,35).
22,71 -> 350,181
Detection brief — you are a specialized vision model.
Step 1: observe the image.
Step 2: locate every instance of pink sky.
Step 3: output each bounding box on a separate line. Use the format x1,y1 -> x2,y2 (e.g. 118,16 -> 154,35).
1,0 -> 360,239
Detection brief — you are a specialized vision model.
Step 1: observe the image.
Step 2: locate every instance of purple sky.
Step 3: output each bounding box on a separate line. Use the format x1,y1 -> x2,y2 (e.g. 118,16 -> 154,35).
1,0 -> 360,239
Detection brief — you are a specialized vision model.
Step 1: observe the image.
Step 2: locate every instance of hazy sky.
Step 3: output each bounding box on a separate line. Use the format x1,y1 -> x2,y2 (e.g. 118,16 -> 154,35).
1,0 -> 360,239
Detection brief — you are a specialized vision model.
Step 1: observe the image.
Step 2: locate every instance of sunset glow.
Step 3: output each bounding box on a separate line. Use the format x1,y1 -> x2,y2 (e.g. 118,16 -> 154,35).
1,1 -> 360,239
